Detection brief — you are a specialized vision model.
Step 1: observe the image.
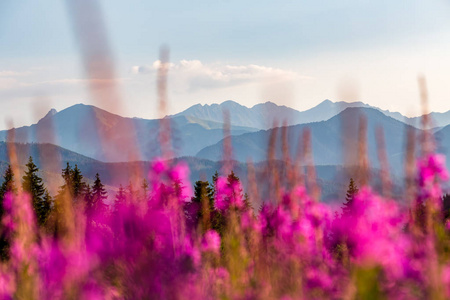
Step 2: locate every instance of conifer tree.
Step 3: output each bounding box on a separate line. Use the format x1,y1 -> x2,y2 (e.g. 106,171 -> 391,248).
90,173 -> 108,212
22,157 -> 50,226
211,171 -> 219,196
342,178 -> 359,217
40,190 -> 52,225
243,193 -> 253,211
55,162 -> 73,206
72,164 -> 86,199
114,184 -> 126,211
0,165 -> 15,261
192,180 -> 214,206
0,165 -> 16,219
185,180 -> 214,230
84,184 -> 93,208
61,162 -> 73,190
226,170 -> 244,205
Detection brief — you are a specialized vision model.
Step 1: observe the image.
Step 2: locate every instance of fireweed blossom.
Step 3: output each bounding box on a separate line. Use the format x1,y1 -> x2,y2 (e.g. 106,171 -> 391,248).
214,176 -> 244,212
201,230 -> 221,254
417,154 -> 449,206
0,154 -> 448,299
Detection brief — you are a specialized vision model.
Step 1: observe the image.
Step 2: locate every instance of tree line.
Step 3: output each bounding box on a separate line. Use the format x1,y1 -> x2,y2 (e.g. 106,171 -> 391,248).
0,157 -> 114,259
0,157 -> 254,259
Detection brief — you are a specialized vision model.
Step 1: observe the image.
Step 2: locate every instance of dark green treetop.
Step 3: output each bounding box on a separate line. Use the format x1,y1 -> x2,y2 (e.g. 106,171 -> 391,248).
342,178 -> 359,217
22,157 -> 50,226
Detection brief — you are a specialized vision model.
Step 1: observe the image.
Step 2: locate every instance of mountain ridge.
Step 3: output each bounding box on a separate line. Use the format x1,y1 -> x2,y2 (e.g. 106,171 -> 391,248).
196,106 -> 425,174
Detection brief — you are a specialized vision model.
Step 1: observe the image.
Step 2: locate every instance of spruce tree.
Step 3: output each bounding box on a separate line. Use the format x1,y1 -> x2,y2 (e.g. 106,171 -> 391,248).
0,165 -> 16,219
40,190 -> 52,224
72,164 -> 86,199
341,178 -> 359,217
22,157 -> 50,226
114,184 -> 126,211
0,165 -> 16,261
226,170 -> 244,205
192,181 -> 214,205
90,173 -> 108,212
243,193 -> 253,211
211,171 -> 219,197
185,180 -> 214,228
61,162 -> 73,190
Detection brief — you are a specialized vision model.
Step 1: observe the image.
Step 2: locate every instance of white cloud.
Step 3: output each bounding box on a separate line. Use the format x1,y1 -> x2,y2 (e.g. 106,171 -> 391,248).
0,70 -> 32,77
0,78 -> 20,90
0,70 -> 33,90
131,60 -> 311,92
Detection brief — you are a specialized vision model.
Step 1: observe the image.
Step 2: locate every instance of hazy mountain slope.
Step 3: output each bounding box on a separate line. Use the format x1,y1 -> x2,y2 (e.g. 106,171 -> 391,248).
0,104 -> 256,162
176,99 -> 450,129
196,107 -> 422,173
405,111 -> 450,129
435,124 -> 450,161
0,141 -> 100,194
0,148 -> 396,204
1,101 -> 448,166
0,142 -> 97,166
175,99 -> 411,129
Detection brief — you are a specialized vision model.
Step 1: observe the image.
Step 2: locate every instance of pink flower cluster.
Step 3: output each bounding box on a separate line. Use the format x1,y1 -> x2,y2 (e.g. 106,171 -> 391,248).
0,153 -> 449,299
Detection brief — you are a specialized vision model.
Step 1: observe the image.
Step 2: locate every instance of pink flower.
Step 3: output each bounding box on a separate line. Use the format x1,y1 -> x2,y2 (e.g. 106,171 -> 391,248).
214,177 -> 244,212
201,230 -> 221,254
152,158 -> 167,175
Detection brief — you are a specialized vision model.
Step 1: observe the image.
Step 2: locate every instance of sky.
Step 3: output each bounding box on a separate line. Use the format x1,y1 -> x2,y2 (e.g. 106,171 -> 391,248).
1,0 -> 450,129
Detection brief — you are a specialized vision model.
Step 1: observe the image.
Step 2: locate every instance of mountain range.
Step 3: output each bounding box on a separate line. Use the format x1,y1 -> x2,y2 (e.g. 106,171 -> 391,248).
174,99 -> 450,129
0,99 -> 449,200
0,104 -> 257,162
196,107 -> 423,173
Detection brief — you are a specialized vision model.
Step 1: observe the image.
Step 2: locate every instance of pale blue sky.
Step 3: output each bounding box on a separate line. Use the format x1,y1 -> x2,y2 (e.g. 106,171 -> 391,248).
1,0 -> 450,128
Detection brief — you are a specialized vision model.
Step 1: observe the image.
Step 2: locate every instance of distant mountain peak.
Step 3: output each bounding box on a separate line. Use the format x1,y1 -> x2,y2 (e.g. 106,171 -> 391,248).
37,108 -> 57,124
220,100 -> 244,108
320,99 -> 333,104
46,108 -> 57,117
252,101 -> 280,108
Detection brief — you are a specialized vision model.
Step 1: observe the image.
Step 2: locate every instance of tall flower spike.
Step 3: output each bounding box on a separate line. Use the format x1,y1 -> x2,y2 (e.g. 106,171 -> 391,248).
158,46 -> 173,159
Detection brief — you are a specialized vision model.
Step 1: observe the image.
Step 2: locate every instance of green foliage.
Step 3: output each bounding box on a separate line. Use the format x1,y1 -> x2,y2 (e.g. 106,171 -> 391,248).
185,170 -> 249,236
58,163 -> 86,200
354,266 -> 384,300
192,180 -> 214,205
22,157 -> 50,226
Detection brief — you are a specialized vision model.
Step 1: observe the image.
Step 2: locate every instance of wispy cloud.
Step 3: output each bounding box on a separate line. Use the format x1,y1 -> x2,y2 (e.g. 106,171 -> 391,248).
131,60 -> 312,92
0,70 -> 32,77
